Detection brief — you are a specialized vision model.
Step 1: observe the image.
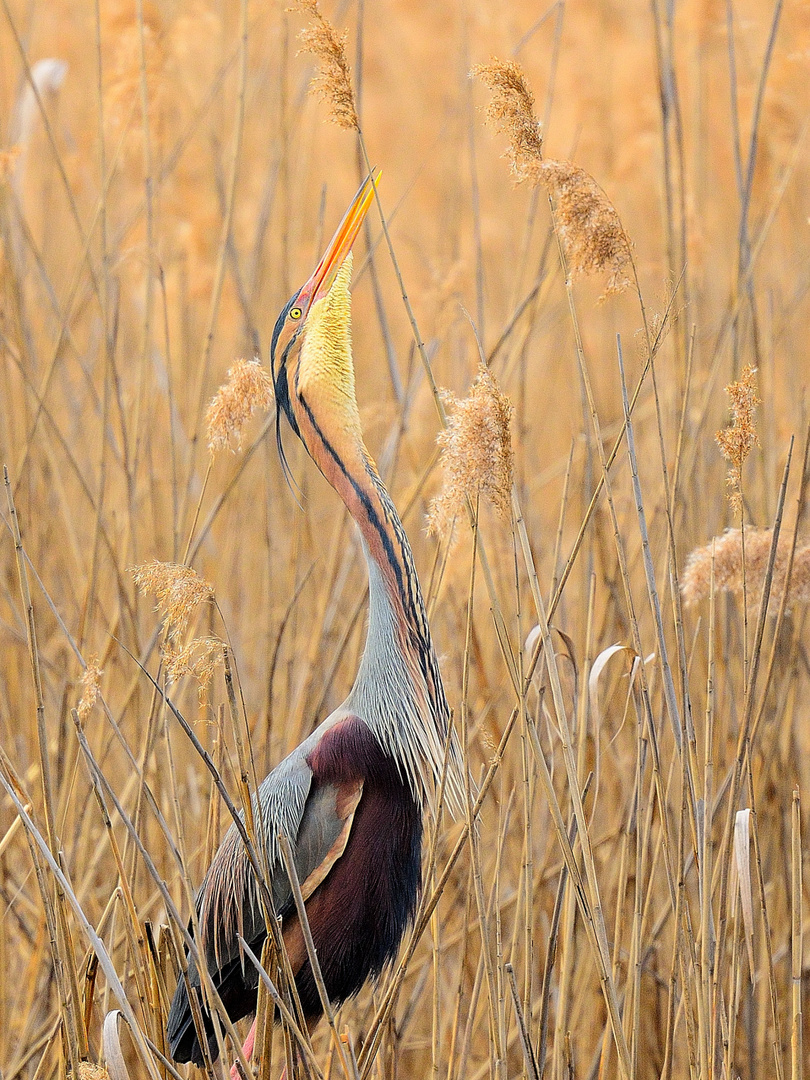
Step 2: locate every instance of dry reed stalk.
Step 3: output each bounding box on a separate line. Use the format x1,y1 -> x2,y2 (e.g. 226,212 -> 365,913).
792,789 -> 803,1080
711,441 -> 794,1074
459,517 -> 505,1079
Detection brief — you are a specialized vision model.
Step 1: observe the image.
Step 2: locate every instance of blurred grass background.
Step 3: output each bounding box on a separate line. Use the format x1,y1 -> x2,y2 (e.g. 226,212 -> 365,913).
1,1 -> 810,1078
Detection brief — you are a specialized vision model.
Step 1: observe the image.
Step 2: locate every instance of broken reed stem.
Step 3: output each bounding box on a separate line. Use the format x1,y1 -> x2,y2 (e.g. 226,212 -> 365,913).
358,706 -> 520,1078
0,768 -> 164,1080
71,698 -> 259,1080
237,938 -> 325,1079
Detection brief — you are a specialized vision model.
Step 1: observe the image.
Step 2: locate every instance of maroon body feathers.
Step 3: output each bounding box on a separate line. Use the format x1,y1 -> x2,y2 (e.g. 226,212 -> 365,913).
167,717 -> 421,1064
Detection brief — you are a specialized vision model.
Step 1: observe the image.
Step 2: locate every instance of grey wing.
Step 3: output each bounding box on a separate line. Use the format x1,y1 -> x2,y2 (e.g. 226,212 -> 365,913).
196,745 -> 363,978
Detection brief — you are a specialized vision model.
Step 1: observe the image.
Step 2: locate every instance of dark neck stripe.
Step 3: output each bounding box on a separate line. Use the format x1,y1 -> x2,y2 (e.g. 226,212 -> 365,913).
298,394 -> 429,638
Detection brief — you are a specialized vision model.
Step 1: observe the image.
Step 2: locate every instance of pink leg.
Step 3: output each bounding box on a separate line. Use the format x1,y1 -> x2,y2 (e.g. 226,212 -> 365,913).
229,1018 -> 257,1080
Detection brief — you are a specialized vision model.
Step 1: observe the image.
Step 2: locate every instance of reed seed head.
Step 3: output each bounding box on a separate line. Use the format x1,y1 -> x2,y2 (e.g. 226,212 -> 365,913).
206,358 -> 273,453
682,528 -> 810,614
293,0 -> 359,131
716,365 -> 760,512
77,657 -> 103,723
428,364 -> 514,542
165,636 -> 225,694
131,561 -> 214,642
472,58 -> 543,178
533,160 -> 632,296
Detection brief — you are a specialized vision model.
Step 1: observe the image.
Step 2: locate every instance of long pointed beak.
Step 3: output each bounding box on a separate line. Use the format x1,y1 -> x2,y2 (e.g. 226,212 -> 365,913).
299,170 -> 379,316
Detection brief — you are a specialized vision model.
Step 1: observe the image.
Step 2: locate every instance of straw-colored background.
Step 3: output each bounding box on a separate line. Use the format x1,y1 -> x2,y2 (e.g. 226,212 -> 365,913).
1,1 -> 809,1078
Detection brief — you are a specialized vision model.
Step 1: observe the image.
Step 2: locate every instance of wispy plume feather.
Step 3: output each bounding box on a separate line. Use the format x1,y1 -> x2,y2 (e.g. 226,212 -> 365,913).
293,0 -> 359,131
428,365 -> 514,541
206,358 -> 273,453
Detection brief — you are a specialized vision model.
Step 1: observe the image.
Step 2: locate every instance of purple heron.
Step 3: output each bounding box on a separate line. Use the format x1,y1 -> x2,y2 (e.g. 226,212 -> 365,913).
167,174 -> 462,1073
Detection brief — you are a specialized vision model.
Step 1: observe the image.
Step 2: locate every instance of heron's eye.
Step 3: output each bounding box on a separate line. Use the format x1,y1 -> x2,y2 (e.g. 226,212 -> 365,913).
289,306 -> 303,320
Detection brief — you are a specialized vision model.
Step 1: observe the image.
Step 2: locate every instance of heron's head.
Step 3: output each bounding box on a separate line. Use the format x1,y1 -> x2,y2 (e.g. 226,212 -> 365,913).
270,173 -> 378,481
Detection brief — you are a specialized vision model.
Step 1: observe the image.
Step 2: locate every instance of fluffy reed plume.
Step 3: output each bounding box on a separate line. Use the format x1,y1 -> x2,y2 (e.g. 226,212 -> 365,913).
474,58 -> 631,296
206,358 -> 273,453
428,365 -> 514,540
76,658 -> 103,723
716,364 -> 760,511
533,160 -> 632,294
165,636 -> 225,689
471,59 -> 543,178
682,528 -> 810,612
293,0 -> 359,131
131,561 -> 214,641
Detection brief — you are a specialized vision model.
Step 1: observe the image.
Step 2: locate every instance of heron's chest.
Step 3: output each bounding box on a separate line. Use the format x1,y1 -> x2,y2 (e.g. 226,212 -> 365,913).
294,717 -> 423,1011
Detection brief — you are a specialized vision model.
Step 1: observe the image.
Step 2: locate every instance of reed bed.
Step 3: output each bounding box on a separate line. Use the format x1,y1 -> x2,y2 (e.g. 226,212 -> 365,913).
1,1 -> 809,1078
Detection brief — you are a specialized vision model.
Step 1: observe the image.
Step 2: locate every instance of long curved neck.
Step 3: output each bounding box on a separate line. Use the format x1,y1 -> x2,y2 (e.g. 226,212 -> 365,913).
296,400 -> 456,809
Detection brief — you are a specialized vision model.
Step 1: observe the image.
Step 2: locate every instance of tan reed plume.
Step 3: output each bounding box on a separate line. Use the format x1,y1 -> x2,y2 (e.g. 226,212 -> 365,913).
131,561 -> 214,642
471,59 -> 543,178
164,636 -> 225,690
474,58 -> 631,296
715,364 -> 760,512
682,528 -> 810,613
427,364 -> 514,541
293,0 -> 359,131
206,358 -> 273,453
76,658 -> 103,724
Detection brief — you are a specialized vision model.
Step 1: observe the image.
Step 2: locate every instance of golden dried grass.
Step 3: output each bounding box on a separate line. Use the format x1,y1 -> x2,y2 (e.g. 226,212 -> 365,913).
0,4 -> 809,1080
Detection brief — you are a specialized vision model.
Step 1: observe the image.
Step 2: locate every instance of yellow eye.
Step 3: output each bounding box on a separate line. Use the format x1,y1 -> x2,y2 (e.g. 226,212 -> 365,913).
290,306 -> 302,320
